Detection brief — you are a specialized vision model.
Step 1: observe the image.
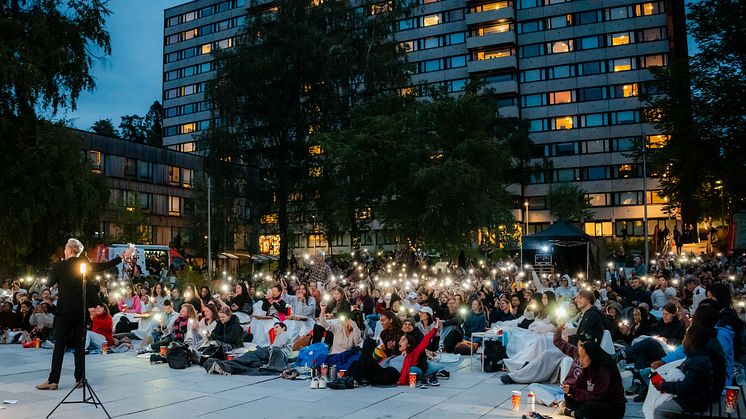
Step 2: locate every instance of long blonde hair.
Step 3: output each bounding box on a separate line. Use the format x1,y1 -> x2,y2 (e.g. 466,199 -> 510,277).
181,303 -> 198,320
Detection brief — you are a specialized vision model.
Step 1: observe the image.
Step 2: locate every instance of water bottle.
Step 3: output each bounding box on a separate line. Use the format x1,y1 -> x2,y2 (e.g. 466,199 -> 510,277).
330,365 -> 337,381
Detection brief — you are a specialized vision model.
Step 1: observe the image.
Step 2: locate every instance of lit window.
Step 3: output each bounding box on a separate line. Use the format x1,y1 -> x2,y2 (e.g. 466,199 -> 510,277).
261,213 -> 278,224
201,44 -> 212,54
647,134 -> 669,148
555,116 -> 574,129
309,167 -> 322,177
259,234 -> 280,255
587,194 -> 607,206
169,166 -> 181,183
619,164 -> 635,178
181,142 -> 196,153
611,33 -> 630,46
308,145 -> 322,156
551,41 -> 572,53
637,2 -> 660,16
550,91 -> 573,104
181,122 -> 197,134
168,196 -> 181,216
182,169 -> 193,188
88,150 -> 102,172
642,54 -> 665,67
622,83 -> 638,97
423,14 -> 440,26
355,208 -> 372,221
477,49 -> 512,60
476,1 -> 509,11
478,23 -> 510,35
613,58 -> 632,72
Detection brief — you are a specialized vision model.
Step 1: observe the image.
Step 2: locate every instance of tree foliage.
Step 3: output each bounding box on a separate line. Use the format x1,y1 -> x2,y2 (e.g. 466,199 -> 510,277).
204,0 -> 411,268
643,0 -> 745,223
548,183 -> 592,223
91,118 -> 118,137
109,196 -> 150,244
0,1 -> 111,272
320,86 -> 529,250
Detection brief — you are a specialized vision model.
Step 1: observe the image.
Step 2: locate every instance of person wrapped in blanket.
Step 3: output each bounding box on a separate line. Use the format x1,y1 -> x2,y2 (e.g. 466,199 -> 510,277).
204,322 -> 293,376
327,320 -> 449,390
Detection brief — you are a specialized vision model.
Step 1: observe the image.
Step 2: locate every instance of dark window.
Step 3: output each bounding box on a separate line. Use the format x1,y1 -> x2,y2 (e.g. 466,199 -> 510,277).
521,44 -> 543,58
581,61 -> 603,75
555,142 -> 576,156
579,86 -> 605,101
577,10 -> 600,25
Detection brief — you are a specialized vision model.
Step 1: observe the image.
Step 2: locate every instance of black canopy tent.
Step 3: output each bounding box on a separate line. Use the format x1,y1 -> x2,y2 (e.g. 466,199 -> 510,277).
522,220 -> 593,279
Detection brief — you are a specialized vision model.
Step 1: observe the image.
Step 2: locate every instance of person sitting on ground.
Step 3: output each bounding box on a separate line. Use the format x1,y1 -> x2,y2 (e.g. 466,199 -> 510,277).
228,282 -> 254,315
29,302 -> 54,342
170,287 -> 183,311
462,299 -> 488,344
490,296 -> 518,324
416,307 -> 439,351
199,286 -> 212,307
118,284 -> 142,314
376,310 -> 403,358
183,284 -> 202,313
261,284 -> 289,317
651,324 -> 717,419
150,282 -> 170,309
136,299 -> 179,348
440,298 -> 465,352
197,303 -> 219,342
317,300 -> 361,355
402,318 -> 424,342
612,276 -> 652,308
619,305 -> 651,345
88,304 -> 113,348
325,287 -> 351,319
149,303 -> 197,352
569,290 -> 606,346
560,340 -> 626,419
208,306 -> 244,350
15,301 -> 33,333
282,282 -> 314,318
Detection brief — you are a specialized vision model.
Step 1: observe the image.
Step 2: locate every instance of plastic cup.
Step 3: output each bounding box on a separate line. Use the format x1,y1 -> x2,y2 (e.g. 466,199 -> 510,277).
409,372 -> 417,388
101,342 -> 108,354
35,338 -> 41,348
726,386 -> 739,414
511,390 -> 521,412
339,369 -> 346,379
159,346 -> 167,357
227,354 -> 235,361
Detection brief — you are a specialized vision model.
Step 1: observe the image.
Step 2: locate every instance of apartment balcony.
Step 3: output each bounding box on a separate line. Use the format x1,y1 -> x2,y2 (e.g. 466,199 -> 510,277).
482,79 -> 518,95
498,105 -> 519,118
466,31 -> 516,50
467,55 -> 517,73
465,7 -> 514,27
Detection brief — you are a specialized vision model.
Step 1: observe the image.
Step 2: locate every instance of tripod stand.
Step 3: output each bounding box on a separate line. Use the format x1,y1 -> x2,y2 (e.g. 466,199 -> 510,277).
47,263 -> 111,419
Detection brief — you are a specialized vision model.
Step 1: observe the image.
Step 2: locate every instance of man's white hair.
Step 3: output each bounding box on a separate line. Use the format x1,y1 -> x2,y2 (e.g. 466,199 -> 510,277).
66,238 -> 84,256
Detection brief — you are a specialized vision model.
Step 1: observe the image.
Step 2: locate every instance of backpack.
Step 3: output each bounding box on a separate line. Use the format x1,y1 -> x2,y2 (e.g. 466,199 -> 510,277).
198,341 -> 226,366
482,339 -> 507,372
166,342 -> 191,369
115,316 -> 138,334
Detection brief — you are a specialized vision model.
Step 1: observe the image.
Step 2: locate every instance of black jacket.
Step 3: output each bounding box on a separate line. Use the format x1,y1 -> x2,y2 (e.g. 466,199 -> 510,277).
489,308 -> 518,324
611,278 -> 652,307
261,298 -> 288,316
570,306 -> 606,345
662,347 -> 714,412
210,315 -> 244,348
49,256 -> 121,315
650,318 -> 686,345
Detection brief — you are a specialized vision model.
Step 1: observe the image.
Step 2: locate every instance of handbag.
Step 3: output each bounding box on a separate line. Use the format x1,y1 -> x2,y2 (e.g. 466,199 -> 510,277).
198,341 -> 226,366
166,342 -> 191,369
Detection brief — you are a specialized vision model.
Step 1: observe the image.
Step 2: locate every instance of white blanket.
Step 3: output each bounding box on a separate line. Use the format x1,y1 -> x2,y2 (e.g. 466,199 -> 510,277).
502,326 -> 565,384
643,359 -> 685,419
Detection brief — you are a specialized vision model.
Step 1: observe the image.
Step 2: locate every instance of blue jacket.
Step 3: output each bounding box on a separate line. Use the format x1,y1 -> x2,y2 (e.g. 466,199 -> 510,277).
662,348 -> 713,412
462,311 -> 487,338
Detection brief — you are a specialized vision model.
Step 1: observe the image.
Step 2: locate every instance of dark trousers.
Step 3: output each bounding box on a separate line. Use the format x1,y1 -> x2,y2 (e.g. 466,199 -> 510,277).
150,335 -> 174,352
48,313 -> 85,384
566,397 -> 625,419
348,338 -> 400,385
312,324 -> 334,347
625,337 -> 667,369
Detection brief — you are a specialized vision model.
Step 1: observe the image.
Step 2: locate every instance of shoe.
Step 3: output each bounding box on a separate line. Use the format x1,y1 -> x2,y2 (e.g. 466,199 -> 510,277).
563,408 -> 575,417
310,377 -> 319,389
419,380 -> 429,389
137,347 -> 152,355
428,376 -> 440,387
208,362 -> 231,376
75,381 -> 84,389
327,376 -> 354,390
500,374 -> 515,384
436,369 -> 450,380
633,386 -> 648,403
36,381 -> 58,390
318,377 -> 327,389
625,380 -> 640,396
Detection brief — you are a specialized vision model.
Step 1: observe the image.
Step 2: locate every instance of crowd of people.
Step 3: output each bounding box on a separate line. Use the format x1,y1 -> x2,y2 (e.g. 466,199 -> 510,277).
2,239 -> 746,418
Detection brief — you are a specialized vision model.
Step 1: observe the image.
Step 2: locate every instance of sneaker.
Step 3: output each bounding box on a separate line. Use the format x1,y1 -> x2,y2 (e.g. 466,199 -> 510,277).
137,347 -> 152,355
318,377 -> 327,389
327,376 -> 354,390
310,377 -> 319,389
435,370 -> 450,380
500,374 -> 514,384
625,380 -> 640,396
419,380 -> 429,389
428,376 -> 440,387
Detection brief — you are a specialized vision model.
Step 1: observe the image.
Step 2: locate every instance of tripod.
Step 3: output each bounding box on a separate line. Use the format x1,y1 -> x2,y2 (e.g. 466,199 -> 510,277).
47,263 -> 111,419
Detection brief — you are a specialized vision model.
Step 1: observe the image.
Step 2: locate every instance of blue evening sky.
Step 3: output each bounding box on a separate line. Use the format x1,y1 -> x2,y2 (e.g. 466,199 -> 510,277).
62,0 -> 185,130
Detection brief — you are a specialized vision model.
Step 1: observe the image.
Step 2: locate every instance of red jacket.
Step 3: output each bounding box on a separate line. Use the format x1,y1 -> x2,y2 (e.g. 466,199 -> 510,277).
397,327 -> 438,385
91,314 -> 113,345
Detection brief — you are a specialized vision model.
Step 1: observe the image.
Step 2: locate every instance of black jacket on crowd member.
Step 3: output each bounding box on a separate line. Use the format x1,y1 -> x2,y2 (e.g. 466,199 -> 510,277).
49,256 -> 122,315
662,347 -> 715,412
650,317 -> 686,345
261,298 -> 289,316
210,315 -> 244,348
230,292 -> 254,315
570,306 -> 606,345
611,277 -> 652,307
489,308 -> 518,324
433,302 -> 449,320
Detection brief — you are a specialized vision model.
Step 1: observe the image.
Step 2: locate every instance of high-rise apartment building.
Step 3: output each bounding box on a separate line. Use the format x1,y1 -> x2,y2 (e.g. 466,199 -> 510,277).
162,0 -> 687,249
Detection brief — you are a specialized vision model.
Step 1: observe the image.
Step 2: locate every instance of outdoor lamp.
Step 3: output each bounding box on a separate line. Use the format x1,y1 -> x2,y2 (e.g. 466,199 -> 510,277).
80,263 -> 88,276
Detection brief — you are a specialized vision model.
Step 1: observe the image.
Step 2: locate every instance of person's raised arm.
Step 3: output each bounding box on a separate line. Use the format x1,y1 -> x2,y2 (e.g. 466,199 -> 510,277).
531,269 -> 546,293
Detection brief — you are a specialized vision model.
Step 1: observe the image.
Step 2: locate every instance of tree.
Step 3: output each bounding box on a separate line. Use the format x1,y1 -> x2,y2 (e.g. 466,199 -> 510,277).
90,118 -> 118,137
643,0 -> 745,223
144,101 -> 163,146
0,1 -> 111,272
109,196 -> 150,244
118,114 -> 147,143
205,0 -> 411,269
321,86 -> 530,250
548,183 -> 592,223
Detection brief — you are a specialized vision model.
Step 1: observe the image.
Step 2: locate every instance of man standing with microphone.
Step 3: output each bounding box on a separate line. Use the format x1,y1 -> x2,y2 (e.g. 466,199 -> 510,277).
36,238 -> 133,390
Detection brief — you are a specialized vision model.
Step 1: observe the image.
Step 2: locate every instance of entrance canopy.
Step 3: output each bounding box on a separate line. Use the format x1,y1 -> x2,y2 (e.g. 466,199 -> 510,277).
524,219 -> 590,246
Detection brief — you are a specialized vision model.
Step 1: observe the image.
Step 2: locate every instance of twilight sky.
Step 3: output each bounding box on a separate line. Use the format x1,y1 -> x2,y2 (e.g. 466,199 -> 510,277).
62,0 -> 185,130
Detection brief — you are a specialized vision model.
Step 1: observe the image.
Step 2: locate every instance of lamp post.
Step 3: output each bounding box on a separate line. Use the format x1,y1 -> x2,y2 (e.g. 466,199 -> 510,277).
642,140 -> 649,274
207,175 -> 212,280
